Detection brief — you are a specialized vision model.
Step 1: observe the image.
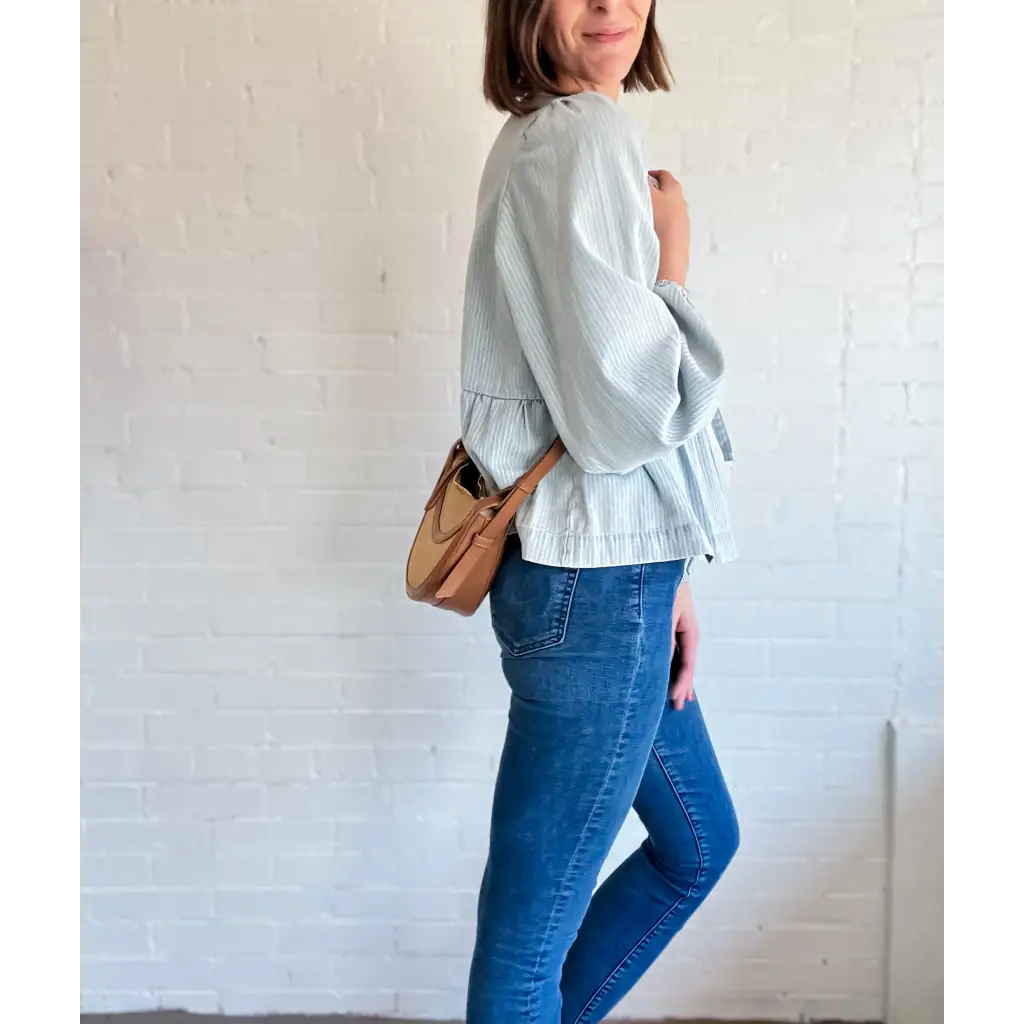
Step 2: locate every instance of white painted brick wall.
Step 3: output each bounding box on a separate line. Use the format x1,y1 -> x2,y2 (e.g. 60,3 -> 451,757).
81,0 -> 943,1019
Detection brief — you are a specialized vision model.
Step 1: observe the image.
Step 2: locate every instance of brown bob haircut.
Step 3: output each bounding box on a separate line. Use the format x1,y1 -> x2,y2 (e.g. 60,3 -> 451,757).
483,0 -> 673,116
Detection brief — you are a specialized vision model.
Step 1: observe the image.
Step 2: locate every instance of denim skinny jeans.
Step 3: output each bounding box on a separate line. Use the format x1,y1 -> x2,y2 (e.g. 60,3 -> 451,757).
467,539 -> 740,1024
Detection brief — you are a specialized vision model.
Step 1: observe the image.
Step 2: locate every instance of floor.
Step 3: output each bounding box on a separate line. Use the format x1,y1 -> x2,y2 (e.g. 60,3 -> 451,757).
81,1016 -> 873,1024
80,1019 -> 769,1024
80,1017 -> 769,1023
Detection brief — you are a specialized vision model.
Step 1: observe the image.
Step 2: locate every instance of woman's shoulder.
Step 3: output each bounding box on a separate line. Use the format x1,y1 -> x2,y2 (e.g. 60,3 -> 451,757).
520,91 -> 644,164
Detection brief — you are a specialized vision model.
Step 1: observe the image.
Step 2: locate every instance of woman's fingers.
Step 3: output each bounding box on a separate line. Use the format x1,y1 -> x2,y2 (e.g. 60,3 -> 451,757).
670,626 -> 698,710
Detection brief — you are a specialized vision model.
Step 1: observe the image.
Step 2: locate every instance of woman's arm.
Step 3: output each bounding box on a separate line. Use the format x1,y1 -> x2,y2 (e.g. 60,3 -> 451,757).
495,95 -> 725,476
648,168 -> 690,287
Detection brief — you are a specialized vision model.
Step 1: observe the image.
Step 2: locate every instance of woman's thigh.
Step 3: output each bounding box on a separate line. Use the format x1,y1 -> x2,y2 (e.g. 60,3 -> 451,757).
634,697 -> 740,894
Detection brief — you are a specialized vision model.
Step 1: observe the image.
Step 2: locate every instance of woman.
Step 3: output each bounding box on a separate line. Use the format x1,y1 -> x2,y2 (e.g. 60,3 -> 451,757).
460,1 -> 740,1021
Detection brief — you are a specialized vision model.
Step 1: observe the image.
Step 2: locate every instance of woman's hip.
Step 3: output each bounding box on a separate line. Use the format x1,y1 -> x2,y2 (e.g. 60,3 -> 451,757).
489,538 -> 683,666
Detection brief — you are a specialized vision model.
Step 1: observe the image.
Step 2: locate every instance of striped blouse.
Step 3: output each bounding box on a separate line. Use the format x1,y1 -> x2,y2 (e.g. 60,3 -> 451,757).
459,90 -> 736,570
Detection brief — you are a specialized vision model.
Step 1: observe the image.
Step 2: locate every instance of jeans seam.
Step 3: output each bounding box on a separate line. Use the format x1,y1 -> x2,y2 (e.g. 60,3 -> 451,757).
571,896 -> 687,1024
651,743 -> 705,898
525,594 -> 648,1023
569,743 -> 706,1024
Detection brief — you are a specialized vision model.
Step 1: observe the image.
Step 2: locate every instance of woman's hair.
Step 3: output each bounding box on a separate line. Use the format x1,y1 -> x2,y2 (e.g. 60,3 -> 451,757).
483,0 -> 673,116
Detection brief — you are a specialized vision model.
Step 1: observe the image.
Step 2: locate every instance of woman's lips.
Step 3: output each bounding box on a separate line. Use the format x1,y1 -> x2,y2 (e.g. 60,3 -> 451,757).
584,29 -> 629,43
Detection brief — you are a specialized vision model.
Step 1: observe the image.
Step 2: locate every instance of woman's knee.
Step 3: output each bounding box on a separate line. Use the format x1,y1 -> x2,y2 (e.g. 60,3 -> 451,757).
649,798 -> 739,895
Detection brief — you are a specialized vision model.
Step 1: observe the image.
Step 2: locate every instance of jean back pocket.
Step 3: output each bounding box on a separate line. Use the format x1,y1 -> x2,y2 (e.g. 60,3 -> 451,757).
490,546 -> 579,658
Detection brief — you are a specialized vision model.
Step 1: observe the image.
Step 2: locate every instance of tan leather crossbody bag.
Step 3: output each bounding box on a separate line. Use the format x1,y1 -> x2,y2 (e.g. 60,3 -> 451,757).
405,438 -> 564,616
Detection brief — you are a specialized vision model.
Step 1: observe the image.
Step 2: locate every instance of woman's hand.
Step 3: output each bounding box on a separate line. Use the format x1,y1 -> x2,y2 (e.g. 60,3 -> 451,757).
648,169 -> 690,287
670,579 -> 699,710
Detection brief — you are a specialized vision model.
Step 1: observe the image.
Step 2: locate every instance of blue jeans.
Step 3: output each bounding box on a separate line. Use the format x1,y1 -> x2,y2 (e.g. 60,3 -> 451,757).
468,541 -> 740,1024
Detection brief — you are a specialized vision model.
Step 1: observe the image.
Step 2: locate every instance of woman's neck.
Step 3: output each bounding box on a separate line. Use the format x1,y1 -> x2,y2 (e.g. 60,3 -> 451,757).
554,75 -> 621,103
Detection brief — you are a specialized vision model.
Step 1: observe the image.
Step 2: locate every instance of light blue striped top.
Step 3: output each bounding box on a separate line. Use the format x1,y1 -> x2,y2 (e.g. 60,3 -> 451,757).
460,90 -> 736,569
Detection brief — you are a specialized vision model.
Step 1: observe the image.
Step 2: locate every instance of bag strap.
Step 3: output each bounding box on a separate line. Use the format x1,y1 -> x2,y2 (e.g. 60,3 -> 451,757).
480,438 -> 566,541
